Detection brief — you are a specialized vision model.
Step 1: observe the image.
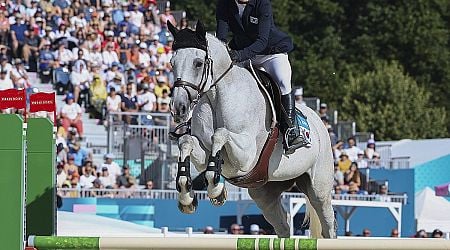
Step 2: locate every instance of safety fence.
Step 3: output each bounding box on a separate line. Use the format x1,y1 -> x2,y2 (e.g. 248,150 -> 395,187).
56,188 -> 408,204
27,236 -> 450,250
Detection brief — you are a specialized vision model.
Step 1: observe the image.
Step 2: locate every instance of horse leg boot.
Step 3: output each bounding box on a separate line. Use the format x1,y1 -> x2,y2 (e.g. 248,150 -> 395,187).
281,93 -> 311,155
176,135 -> 200,214
248,180 -> 295,238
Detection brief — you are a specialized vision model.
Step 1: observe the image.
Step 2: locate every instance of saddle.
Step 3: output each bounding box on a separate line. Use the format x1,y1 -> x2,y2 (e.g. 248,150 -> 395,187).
226,67 -> 286,189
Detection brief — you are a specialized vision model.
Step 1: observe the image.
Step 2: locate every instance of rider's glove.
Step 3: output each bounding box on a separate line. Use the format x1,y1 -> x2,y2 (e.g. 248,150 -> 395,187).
229,50 -> 241,63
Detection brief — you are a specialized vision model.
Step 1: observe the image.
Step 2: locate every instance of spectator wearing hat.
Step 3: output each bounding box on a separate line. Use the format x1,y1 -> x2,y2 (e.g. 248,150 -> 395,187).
69,141 -> 92,168
90,71 -> 108,121
338,151 -> 352,172
39,40 -> 54,72
294,88 -> 306,107
102,42 -> 119,69
107,75 -> 123,94
10,13 -> 28,57
10,58 -> 30,89
364,139 -> 378,160
318,103 -> 329,121
42,26 -> 54,41
61,93 -> 84,139
89,46 -> 103,68
356,150 -> 368,168
138,42 -> 151,68
99,167 -> 116,188
137,83 -> 157,112
249,224 -> 260,235
79,162 -> 96,189
100,153 -> 121,179
154,75 -> 170,98
344,137 -> 361,162
101,30 -> 118,50
70,60 -> 91,103
116,165 -> 136,189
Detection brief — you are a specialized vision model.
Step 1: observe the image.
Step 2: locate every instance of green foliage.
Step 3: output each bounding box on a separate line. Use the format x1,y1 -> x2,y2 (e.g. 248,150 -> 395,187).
175,0 -> 450,138
341,61 -> 447,140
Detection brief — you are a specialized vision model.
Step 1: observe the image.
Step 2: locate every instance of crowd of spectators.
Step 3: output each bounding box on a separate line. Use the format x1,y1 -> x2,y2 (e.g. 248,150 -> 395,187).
0,0 -> 179,127
0,0 -> 187,191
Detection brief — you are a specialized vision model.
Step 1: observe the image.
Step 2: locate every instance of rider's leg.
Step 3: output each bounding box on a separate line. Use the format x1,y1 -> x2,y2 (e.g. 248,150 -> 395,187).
256,53 -> 310,154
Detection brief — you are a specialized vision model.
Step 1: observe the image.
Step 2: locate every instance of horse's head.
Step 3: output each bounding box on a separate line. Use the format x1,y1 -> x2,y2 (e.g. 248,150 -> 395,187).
168,20 -> 231,123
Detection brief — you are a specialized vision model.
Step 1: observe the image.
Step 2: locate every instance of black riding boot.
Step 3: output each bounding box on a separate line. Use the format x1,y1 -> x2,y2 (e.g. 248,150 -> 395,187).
281,93 -> 310,154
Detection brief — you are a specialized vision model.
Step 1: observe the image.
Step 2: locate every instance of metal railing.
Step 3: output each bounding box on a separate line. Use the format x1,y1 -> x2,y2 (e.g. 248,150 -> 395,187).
57,188 -> 408,204
106,111 -> 172,157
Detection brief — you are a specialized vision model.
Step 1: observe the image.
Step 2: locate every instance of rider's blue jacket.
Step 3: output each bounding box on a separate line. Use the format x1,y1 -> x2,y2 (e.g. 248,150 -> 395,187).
216,0 -> 294,62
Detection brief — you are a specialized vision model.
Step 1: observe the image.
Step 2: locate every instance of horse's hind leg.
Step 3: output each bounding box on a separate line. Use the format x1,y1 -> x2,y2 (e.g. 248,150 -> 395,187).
248,180 -> 295,238
296,173 -> 336,238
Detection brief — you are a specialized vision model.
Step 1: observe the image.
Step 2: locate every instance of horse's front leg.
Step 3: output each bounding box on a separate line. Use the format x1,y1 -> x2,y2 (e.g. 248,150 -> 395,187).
206,128 -> 257,206
176,134 -> 207,214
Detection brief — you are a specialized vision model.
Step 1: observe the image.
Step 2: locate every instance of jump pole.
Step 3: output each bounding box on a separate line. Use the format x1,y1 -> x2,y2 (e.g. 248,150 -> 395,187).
28,236 -> 450,250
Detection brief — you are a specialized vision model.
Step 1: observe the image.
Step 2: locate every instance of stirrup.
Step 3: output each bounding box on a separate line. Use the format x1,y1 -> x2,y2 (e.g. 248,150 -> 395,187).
284,127 -> 311,155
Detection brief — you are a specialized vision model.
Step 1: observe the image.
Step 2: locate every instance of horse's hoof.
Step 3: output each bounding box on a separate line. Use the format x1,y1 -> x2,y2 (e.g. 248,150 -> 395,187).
210,187 -> 227,206
178,195 -> 198,214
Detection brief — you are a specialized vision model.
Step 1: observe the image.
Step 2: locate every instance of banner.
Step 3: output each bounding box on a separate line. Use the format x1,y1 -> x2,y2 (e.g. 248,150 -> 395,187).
29,92 -> 56,112
29,92 -> 56,125
0,88 -> 26,110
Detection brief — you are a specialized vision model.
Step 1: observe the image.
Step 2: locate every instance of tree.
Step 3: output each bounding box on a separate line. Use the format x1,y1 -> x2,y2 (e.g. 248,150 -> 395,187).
341,61 -> 447,140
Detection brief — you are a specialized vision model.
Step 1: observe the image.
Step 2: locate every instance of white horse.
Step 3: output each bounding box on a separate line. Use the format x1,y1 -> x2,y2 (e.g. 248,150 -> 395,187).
168,21 -> 335,238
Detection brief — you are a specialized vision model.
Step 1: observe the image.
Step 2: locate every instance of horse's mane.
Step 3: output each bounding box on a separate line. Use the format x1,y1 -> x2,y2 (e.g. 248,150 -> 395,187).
205,33 -> 229,58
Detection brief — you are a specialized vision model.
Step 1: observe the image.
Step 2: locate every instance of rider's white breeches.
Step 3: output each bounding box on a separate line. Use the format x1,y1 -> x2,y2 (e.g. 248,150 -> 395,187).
252,53 -> 292,95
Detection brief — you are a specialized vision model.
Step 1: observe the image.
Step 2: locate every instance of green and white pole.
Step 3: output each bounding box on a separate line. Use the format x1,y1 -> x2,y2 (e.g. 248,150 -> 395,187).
28,236 -> 450,250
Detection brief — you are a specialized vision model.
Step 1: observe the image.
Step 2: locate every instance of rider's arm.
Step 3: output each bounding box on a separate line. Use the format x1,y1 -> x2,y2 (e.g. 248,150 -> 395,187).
216,0 -> 229,43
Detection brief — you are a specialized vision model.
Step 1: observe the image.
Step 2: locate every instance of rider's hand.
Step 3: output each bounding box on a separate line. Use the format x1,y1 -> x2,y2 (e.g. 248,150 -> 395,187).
229,50 -> 241,63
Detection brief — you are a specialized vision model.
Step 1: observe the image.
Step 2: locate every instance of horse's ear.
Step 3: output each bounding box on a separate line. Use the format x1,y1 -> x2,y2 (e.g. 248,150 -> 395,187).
195,20 -> 206,40
167,21 -> 179,37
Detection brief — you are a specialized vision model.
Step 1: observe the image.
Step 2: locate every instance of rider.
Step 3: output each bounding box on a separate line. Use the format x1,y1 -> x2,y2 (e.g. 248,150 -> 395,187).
216,0 -> 310,154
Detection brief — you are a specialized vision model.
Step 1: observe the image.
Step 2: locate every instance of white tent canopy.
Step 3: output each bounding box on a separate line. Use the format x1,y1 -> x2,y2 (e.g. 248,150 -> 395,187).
415,187 -> 450,232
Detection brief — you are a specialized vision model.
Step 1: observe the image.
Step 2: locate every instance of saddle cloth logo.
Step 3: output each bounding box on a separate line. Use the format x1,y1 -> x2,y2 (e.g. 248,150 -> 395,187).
250,16 -> 259,24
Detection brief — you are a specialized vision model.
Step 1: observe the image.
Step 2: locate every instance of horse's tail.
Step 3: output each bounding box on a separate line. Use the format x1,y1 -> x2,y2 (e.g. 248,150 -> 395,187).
303,197 -> 323,238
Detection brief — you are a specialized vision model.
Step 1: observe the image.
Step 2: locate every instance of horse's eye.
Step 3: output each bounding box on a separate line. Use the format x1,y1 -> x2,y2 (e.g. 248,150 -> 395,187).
194,59 -> 203,68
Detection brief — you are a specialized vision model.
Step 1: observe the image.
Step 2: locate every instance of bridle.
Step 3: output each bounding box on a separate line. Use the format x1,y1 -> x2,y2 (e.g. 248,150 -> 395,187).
172,44 -> 234,111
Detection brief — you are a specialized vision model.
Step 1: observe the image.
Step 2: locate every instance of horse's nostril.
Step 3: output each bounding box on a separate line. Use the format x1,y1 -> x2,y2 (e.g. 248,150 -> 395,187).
181,105 -> 186,114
